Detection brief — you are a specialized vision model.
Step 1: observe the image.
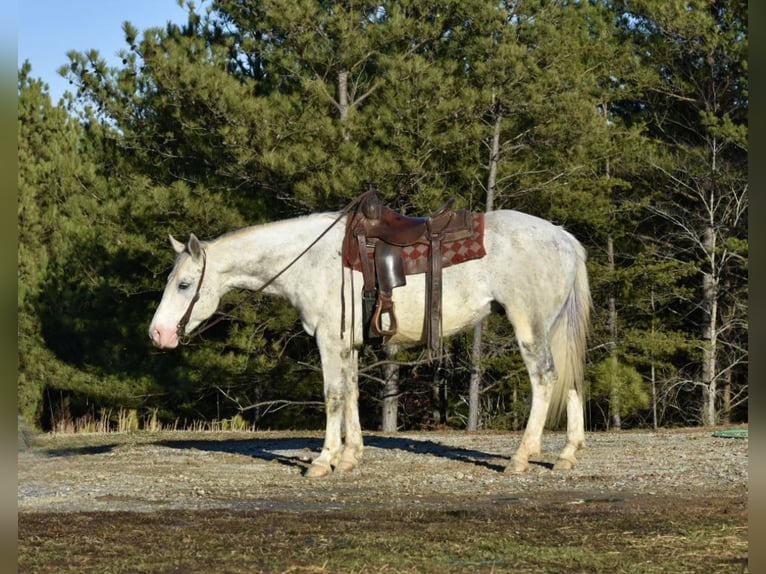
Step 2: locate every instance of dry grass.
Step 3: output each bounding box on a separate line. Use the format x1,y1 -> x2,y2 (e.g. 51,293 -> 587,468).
49,408 -> 256,434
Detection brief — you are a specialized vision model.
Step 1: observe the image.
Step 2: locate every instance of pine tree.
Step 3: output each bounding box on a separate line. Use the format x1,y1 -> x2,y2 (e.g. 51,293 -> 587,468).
462,1 -> 661,429
620,0 -> 748,425
25,0 -> 746,432
18,63 -> 86,425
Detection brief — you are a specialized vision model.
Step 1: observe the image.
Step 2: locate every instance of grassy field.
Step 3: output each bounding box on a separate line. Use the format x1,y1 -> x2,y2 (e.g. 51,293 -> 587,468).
19,498 -> 747,573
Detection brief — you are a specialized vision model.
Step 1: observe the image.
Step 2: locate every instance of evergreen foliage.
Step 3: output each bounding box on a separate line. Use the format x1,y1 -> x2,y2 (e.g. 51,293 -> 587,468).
589,356 -> 651,429
18,0 -> 747,431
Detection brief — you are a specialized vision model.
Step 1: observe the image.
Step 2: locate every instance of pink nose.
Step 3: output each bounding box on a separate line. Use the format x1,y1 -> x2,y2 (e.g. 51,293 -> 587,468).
150,325 -> 179,349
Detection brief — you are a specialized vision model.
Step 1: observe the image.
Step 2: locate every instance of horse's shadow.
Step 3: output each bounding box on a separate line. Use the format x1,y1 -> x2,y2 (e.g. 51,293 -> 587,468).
157,437 -> 322,473
40,434 -> 553,473
364,435 -> 510,472
363,436 -> 554,471
154,435 -> 516,474
39,444 -> 118,457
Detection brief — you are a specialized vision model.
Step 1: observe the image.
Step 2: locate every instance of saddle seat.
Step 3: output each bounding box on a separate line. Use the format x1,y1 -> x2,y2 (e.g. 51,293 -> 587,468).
358,195 -> 458,246
344,187 -> 484,357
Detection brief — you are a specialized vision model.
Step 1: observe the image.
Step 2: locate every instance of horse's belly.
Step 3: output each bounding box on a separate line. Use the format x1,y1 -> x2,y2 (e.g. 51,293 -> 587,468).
385,270 -> 493,344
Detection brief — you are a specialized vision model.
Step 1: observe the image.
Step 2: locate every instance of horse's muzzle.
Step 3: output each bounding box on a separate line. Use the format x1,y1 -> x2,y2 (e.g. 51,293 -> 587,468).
149,325 -> 179,349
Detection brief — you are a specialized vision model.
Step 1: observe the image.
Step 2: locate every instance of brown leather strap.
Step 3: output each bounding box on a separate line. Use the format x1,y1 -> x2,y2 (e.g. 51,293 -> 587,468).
341,188 -> 482,355
426,234 -> 444,357
176,249 -> 207,340
183,191 -> 369,345
356,234 -> 376,293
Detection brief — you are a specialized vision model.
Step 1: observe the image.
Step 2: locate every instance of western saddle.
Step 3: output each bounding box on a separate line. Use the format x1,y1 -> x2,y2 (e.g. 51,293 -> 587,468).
344,186 -> 483,356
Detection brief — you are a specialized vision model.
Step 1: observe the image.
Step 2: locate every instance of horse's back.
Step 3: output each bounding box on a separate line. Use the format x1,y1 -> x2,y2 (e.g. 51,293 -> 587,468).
485,209 -> 583,249
381,209 -> 585,344
483,209 -> 584,275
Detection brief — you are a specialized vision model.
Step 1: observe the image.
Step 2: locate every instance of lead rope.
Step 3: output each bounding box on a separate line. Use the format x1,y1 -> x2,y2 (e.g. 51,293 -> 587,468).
179,192 -> 371,345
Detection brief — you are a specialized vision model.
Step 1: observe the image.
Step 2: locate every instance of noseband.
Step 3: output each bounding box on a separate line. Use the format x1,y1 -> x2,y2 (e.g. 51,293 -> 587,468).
176,248 -> 207,342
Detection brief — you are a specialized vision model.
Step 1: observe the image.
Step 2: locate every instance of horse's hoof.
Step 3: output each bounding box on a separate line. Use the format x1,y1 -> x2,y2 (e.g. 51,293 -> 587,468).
506,458 -> 530,474
305,462 -> 332,478
553,457 -> 575,471
335,459 -> 357,473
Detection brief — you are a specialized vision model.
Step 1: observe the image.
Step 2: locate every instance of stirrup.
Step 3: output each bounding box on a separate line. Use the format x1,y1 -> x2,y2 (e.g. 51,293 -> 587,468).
371,295 -> 397,338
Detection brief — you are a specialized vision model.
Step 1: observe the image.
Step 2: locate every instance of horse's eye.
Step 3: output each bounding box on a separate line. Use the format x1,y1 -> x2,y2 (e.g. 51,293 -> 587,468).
178,282 -> 190,291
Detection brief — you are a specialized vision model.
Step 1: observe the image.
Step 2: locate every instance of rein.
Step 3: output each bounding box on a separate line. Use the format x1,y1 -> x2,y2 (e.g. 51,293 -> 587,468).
177,192 -> 371,345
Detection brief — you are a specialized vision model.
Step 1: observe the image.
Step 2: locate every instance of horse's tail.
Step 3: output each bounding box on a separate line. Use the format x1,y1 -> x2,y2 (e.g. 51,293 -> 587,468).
548,238 -> 591,425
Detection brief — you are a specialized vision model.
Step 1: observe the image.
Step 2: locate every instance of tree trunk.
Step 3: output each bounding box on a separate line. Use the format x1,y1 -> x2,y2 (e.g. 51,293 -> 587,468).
467,322 -> 482,431
722,369 -> 732,424
467,105 -> 501,431
381,351 -> 400,432
512,383 -> 519,431
607,234 -> 621,430
432,365 -> 447,427
651,362 -> 658,430
701,224 -> 718,426
338,68 -> 351,140
650,290 -> 658,430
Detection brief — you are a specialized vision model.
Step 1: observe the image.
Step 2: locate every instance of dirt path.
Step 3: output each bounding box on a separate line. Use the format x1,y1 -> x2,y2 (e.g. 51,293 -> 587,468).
18,428 -> 747,513
17,428 -> 749,572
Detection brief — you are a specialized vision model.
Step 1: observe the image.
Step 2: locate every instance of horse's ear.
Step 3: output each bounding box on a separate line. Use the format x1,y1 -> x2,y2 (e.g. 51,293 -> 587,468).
188,234 -> 202,260
169,235 -> 185,254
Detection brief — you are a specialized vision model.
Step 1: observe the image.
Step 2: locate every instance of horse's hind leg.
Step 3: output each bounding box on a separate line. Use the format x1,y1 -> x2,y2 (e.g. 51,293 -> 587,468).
553,388 -> 585,470
507,333 -> 556,474
507,330 -> 584,473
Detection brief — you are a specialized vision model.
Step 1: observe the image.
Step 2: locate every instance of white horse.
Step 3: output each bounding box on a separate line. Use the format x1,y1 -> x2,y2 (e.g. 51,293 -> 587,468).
149,208 -> 591,478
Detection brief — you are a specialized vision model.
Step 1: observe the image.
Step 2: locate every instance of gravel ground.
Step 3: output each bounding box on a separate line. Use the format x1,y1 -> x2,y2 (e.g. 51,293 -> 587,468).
18,427 -> 748,514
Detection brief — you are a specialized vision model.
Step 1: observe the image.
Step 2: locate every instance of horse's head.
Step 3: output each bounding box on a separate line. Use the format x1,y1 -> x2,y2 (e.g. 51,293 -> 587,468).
149,234 -> 221,348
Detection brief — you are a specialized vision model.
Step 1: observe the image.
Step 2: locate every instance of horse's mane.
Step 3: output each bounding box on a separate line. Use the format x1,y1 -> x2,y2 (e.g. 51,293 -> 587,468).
212,211 -> 342,244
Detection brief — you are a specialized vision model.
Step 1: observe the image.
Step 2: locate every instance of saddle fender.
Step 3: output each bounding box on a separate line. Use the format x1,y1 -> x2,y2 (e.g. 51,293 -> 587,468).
374,242 -> 406,293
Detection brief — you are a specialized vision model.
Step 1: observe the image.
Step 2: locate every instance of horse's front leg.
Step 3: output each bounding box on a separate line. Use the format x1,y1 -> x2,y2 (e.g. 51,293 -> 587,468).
336,347 -> 363,472
305,379 -> 344,478
305,340 -> 363,477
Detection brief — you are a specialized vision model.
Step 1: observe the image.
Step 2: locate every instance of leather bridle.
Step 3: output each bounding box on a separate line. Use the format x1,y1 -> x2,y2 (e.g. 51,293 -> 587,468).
172,190 -> 371,346
176,248 -> 207,341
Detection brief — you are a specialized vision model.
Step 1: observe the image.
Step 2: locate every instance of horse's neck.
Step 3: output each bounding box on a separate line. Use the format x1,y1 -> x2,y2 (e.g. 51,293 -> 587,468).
208,212 -> 342,295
